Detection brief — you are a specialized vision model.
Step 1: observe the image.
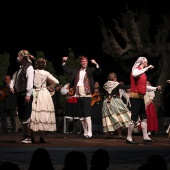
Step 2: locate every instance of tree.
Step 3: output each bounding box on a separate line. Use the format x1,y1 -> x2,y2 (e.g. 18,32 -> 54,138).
100,5 -> 170,113
0,52 -> 10,86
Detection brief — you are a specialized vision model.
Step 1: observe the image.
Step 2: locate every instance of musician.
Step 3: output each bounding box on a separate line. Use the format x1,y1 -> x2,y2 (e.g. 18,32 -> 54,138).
0,75 -> 17,133
62,56 -> 101,139
91,81 -> 103,134
60,83 -> 80,134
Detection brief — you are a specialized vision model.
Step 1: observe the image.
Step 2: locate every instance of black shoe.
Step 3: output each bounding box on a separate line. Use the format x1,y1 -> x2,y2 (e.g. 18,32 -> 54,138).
104,136 -> 114,139
118,136 -> 123,139
143,139 -> 155,143
83,135 -> 92,140
81,135 -> 87,139
126,139 -> 138,144
39,137 -> 46,143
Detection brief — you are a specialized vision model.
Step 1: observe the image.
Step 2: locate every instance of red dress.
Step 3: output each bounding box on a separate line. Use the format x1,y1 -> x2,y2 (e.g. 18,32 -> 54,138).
138,91 -> 159,132
146,101 -> 159,131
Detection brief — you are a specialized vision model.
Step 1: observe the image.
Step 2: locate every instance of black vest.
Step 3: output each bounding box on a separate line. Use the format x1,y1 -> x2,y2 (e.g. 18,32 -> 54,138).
14,63 -> 32,92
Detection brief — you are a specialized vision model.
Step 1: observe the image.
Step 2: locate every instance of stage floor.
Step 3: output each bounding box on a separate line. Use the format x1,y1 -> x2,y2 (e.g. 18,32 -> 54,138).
0,132 -> 170,170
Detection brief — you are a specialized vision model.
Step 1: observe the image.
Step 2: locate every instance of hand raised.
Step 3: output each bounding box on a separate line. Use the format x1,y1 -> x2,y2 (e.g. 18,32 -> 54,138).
62,56 -> 68,62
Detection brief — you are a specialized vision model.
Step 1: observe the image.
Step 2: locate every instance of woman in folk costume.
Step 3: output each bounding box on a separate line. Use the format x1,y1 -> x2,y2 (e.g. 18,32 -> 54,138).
102,72 -> 132,139
144,81 -> 159,135
30,58 -> 59,143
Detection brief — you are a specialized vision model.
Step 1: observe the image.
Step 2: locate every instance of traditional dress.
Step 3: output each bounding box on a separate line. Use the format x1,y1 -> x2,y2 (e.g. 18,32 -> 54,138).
102,80 -> 131,133
30,69 -> 59,132
144,91 -> 159,132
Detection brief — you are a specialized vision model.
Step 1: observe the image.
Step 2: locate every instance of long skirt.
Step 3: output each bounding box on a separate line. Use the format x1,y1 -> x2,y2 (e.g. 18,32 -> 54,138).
102,97 -> 131,133
30,88 -> 56,131
146,102 -> 159,132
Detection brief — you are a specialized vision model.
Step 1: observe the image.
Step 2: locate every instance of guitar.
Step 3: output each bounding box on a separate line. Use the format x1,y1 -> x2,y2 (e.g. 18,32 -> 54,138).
66,85 -> 75,96
0,86 -> 11,101
91,92 -> 101,106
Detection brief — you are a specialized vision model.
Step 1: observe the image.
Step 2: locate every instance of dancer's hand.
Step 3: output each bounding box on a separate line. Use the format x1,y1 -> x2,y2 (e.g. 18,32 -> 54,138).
167,80 -> 170,83
10,88 -> 15,93
62,56 -> 68,63
148,65 -> 154,69
156,86 -> 161,90
25,96 -> 30,103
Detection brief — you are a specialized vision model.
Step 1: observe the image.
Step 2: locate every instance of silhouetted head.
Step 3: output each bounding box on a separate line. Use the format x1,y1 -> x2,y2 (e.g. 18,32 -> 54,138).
28,148 -> 54,170
90,149 -> 110,170
147,154 -> 167,170
63,151 -> 87,170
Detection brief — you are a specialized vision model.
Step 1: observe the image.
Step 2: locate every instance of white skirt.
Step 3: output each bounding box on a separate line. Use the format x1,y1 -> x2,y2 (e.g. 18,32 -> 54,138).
30,88 -> 56,131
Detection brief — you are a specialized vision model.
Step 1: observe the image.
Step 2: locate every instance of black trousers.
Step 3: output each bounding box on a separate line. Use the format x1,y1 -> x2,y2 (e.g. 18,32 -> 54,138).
77,97 -> 91,118
1,109 -> 16,132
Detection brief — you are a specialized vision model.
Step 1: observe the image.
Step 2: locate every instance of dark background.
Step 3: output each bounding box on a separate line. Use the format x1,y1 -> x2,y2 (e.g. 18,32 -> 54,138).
0,0 -> 169,85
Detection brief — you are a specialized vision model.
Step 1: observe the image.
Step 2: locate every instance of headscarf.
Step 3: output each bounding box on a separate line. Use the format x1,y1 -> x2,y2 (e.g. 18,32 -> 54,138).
18,50 -> 35,63
132,57 -> 147,70
103,81 -> 119,94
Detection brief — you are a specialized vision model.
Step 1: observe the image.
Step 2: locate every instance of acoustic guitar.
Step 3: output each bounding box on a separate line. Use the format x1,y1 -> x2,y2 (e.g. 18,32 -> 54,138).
66,85 -> 75,96
91,92 -> 101,106
0,86 -> 11,101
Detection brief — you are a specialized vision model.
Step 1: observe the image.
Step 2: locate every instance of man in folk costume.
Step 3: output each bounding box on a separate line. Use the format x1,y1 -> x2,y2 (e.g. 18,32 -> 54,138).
126,57 -> 161,144
10,50 -> 35,144
62,56 -> 101,139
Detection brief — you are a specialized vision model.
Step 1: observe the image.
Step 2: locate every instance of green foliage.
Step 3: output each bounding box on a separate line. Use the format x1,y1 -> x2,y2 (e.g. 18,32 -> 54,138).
0,52 -> 10,86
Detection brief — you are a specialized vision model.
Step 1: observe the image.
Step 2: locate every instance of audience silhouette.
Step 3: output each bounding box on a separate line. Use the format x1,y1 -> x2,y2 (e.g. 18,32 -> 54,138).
0,162 -> 20,170
138,154 -> 167,170
90,149 -> 110,170
147,154 -> 167,170
28,148 -> 54,170
138,162 -> 159,170
63,151 -> 87,170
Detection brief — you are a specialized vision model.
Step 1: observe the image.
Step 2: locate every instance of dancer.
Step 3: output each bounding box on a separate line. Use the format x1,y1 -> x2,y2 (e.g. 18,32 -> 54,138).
126,57 -> 161,144
10,50 -> 34,143
144,81 -> 159,135
102,72 -> 132,139
62,56 -> 101,139
30,58 -> 59,143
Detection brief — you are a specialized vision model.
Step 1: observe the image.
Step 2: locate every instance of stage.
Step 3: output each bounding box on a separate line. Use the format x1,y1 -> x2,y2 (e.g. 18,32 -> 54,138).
0,132 -> 170,170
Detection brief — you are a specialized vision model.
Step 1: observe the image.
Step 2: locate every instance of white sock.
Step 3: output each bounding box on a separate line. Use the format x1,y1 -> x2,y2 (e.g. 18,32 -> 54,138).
85,117 -> 92,137
147,131 -> 151,135
141,122 -> 151,140
80,118 -> 88,136
127,123 -> 134,141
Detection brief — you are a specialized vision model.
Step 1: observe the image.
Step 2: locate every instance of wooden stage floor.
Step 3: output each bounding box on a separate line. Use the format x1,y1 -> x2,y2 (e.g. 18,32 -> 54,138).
0,132 -> 170,170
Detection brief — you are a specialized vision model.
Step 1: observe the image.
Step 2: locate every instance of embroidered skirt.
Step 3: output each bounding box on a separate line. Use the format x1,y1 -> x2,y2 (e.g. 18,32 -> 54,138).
30,88 -> 56,131
102,97 -> 131,133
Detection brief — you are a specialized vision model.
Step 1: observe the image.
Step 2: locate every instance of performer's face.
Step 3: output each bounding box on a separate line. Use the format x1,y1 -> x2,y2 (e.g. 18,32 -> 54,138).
17,55 -> 23,63
80,59 -> 88,69
143,60 -> 148,68
5,76 -> 11,85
